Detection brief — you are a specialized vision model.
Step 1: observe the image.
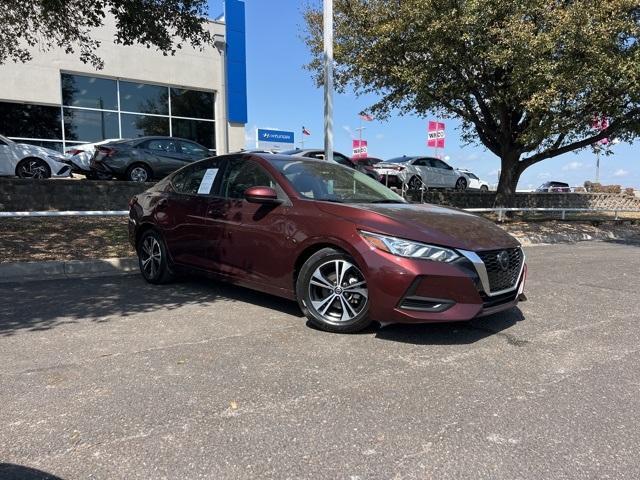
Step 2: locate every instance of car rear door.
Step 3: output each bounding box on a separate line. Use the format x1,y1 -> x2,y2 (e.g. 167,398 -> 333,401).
158,158 -> 224,267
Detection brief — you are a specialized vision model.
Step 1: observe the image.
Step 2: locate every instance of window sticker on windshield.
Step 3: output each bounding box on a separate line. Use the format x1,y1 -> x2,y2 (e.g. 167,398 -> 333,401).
197,168 -> 219,194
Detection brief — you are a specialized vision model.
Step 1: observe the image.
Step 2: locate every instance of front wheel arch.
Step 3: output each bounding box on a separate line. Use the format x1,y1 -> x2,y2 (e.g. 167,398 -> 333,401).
15,157 -> 51,179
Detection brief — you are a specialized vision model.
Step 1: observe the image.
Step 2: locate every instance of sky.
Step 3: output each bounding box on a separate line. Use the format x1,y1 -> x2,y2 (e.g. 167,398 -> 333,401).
209,1 -> 638,189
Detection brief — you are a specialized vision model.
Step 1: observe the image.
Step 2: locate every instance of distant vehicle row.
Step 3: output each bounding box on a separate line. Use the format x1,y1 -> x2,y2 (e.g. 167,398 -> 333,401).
1,134 -> 490,191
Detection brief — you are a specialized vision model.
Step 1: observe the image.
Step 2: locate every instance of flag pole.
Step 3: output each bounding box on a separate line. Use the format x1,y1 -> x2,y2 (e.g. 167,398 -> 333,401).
323,0 -> 334,163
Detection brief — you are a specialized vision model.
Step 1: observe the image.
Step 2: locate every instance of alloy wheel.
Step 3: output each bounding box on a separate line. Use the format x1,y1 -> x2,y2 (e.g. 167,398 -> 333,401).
130,166 -> 149,182
408,176 -> 422,190
19,160 -> 48,179
455,177 -> 467,191
308,259 -> 368,323
140,236 -> 162,280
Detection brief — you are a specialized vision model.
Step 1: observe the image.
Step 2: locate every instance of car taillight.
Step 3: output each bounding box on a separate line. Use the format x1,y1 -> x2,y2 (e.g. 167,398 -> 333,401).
98,147 -> 116,157
66,149 -> 84,156
391,166 -> 406,171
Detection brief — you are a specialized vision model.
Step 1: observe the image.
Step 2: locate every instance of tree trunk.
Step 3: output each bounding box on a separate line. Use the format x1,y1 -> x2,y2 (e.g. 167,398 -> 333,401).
494,151 -> 522,207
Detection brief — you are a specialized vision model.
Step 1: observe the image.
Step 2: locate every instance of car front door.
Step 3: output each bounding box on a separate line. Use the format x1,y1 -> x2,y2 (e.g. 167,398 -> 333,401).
206,158 -> 292,292
141,138 -> 190,177
157,158 -> 224,267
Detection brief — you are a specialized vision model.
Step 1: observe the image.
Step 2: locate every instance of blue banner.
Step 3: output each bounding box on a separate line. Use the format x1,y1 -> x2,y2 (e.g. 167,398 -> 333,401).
257,129 -> 295,144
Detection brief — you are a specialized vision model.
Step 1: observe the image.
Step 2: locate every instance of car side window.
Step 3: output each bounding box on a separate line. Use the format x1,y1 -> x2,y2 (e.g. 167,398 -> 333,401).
305,151 -> 324,160
181,141 -> 208,156
221,160 -> 276,199
147,139 -> 177,153
413,159 -> 426,166
171,159 -> 223,196
432,159 -> 452,170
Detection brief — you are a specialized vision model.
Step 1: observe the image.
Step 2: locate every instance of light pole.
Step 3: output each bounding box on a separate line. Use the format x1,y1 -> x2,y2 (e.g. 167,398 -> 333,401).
323,0 -> 334,163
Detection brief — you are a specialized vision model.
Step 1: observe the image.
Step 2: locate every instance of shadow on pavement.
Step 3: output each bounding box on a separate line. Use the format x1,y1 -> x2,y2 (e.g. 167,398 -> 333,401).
374,307 -> 526,345
0,275 -> 303,337
0,464 -> 64,480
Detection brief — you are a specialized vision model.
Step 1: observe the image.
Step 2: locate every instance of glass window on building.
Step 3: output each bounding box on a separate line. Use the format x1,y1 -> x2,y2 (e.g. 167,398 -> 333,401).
119,81 -> 169,115
63,108 -> 119,142
172,118 -> 215,150
0,102 -> 62,139
121,113 -> 170,138
61,73 -> 118,110
170,88 -> 215,119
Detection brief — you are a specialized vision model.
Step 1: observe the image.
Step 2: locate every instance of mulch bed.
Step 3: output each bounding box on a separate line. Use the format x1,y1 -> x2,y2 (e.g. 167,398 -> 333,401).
0,217 -> 133,263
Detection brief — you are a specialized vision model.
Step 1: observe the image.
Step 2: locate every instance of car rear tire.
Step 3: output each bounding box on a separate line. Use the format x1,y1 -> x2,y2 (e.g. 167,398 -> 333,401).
16,158 -> 51,179
296,248 -> 371,333
137,230 -> 174,284
407,175 -> 422,190
126,163 -> 152,182
455,177 -> 468,191
480,185 -> 489,192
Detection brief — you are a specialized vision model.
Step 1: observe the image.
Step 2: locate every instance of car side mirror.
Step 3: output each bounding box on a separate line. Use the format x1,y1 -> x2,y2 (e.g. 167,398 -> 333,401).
244,186 -> 281,205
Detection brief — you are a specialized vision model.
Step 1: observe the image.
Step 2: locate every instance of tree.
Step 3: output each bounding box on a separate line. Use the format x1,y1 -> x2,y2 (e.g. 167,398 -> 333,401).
0,0 -> 213,69
303,0 -> 640,203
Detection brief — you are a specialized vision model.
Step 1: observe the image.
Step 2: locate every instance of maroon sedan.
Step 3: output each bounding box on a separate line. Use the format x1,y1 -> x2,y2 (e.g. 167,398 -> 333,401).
129,154 -> 527,333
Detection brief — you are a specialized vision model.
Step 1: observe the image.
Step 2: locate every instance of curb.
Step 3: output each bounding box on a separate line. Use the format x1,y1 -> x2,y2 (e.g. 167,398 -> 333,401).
0,257 -> 138,284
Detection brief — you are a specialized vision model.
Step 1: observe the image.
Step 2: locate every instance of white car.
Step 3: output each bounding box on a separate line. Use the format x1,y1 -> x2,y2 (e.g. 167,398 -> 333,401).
65,139 -> 121,177
373,156 -> 469,190
0,135 -> 71,179
457,169 -> 490,191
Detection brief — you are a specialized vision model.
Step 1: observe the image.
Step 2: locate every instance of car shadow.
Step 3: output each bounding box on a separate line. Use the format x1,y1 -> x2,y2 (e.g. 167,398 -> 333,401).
0,464 -> 64,480
374,307 -> 527,346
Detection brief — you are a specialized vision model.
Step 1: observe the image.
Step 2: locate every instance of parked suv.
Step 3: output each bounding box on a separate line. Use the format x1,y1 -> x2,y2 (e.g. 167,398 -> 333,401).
90,136 -> 211,182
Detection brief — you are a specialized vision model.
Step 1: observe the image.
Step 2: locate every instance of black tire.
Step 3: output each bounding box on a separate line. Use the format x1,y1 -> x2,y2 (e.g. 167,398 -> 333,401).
480,185 -> 489,192
296,248 -> 371,333
455,177 -> 468,191
407,175 -> 422,190
126,163 -> 152,182
137,229 -> 174,284
16,158 -> 51,179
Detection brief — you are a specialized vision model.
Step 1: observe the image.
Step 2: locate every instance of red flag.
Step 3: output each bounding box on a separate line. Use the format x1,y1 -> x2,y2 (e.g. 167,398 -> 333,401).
352,139 -> 368,158
592,116 -> 609,145
302,126 -> 311,136
359,113 -> 374,122
427,121 -> 445,148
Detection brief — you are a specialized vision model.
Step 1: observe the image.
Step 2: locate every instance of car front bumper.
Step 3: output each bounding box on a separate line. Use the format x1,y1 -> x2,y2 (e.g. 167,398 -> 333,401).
355,244 -> 526,325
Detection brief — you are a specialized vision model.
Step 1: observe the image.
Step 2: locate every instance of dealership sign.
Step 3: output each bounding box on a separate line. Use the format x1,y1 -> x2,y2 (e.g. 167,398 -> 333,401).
257,128 -> 295,144
352,139 -> 368,158
427,121 -> 445,148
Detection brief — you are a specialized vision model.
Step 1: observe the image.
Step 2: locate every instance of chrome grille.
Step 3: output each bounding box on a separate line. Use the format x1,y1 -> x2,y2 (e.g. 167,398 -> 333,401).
476,248 -> 523,293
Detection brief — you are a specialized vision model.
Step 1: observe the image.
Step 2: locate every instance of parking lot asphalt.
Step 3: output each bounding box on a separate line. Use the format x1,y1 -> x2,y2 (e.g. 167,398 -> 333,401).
1,241 -> 639,479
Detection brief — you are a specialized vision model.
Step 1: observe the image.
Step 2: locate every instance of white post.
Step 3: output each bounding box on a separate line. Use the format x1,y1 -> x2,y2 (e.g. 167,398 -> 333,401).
323,0 -> 334,163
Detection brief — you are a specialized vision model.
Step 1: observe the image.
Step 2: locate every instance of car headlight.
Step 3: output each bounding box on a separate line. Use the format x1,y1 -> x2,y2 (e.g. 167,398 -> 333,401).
359,230 -> 460,262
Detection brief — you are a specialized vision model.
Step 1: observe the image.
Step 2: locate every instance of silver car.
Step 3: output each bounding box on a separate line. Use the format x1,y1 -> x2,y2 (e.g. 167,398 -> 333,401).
373,156 -> 469,190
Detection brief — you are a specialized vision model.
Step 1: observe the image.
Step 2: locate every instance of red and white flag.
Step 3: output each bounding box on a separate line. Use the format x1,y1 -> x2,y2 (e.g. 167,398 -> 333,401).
427,121 -> 445,148
359,113 -> 374,122
302,126 -> 311,136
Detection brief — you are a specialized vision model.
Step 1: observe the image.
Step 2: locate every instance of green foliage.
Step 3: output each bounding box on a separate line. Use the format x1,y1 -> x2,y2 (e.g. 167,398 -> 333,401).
303,0 -> 640,197
0,0 -> 213,69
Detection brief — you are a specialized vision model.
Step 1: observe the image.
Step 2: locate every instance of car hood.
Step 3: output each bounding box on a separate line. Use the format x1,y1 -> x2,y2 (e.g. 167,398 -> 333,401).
317,202 -> 520,252
16,143 -> 64,158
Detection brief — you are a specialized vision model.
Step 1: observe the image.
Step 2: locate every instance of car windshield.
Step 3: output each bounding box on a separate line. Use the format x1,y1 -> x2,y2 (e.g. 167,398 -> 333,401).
384,156 -> 414,164
272,159 -> 406,204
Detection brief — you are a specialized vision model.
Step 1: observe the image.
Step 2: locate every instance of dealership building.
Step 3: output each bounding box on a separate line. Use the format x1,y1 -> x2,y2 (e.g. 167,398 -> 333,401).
0,0 -> 247,154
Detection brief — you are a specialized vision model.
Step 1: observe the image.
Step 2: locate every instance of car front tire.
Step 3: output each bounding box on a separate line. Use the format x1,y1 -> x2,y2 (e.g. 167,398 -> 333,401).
455,177 -> 468,191
137,230 -> 174,284
296,248 -> 371,333
16,158 -> 51,179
